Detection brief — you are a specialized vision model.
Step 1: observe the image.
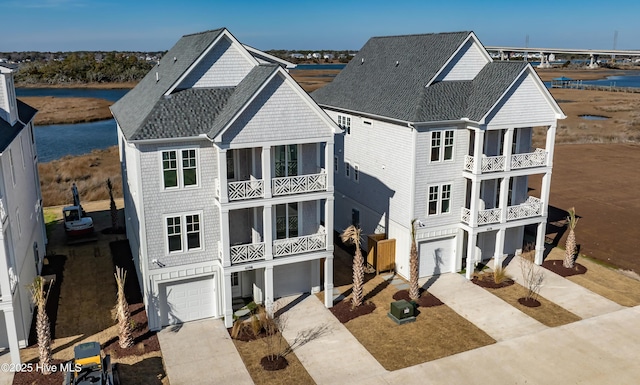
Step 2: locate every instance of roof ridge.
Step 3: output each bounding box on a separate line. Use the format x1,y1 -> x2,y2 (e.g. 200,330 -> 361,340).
182,28 -> 226,38
371,31 -> 471,40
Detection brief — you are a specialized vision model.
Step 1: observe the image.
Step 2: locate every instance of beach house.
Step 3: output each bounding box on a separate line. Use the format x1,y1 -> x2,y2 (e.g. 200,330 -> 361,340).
111,28 -> 338,330
312,31 -> 565,279
0,63 -> 48,364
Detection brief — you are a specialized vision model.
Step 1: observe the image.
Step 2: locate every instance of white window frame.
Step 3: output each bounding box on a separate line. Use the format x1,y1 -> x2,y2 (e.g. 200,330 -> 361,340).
160,147 -> 200,190
338,114 -> 351,135
430,130 -> 455,162
354,164 -> 359,183
334,156 -> 339,173
345,161 -> 351,179
164,211 -> 204,255
427,183 -> 452,216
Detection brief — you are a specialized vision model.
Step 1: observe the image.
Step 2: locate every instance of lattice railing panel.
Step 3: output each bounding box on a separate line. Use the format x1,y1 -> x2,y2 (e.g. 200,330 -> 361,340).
481,155 -> 506,172
511,149 -> 547,169
507,196 -> 543,220
477,208 -> 502,225
230,243 -> 265,264
228,180 -> 264,201
272,173 -> 327,196
273,234 -> 326,257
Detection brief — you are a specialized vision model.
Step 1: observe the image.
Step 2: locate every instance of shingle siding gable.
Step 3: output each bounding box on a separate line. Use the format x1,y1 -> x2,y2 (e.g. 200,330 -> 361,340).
435,39 -> 490,82
223,75 -> 333,145
177,37 -> 255,89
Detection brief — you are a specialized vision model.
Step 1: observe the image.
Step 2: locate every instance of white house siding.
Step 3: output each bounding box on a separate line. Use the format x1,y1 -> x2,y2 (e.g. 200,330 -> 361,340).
486,72 -> 558,127
138,141 -> 220,269
223,76 -> 331,145
331,113 -> 414,234
335,193 -> 386,236
435,39 -> 489,82
413,127 -> 468,227
177,36 -> 254,89
0,75 -> 6,121
0,131 -> 46,349
119,134 -> 143,287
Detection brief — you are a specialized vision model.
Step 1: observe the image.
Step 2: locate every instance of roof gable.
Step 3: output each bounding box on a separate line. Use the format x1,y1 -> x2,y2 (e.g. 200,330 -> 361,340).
431,33 -> 492,84
312,31 -> 471,122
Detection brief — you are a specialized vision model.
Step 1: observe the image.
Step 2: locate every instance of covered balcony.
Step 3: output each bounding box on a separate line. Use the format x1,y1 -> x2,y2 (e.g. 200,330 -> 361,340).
224,200 -> 331,266
217,142 -> 333,203
461,196 -> 543,226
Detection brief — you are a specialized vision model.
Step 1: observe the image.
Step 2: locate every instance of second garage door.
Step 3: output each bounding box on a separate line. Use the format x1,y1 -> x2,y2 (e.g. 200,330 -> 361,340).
274,261 -> 311,298
419,237 -> 455,278
160,275 -> 216,327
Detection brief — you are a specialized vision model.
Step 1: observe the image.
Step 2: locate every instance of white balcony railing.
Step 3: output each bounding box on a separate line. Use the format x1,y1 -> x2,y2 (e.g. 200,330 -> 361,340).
461,207 -> 501,225
464,155 -> 506,173
230,242 -> 265,264
228,180 -> 264,201
507,196 -> 543,220
461,208 -> 471,223
272,173 -> 327,196
511,148 -> 547,169
273,233 -> 327,257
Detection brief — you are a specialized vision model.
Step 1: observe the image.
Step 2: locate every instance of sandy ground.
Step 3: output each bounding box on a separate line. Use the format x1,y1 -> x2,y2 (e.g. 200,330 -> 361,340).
20,96 -> 114,125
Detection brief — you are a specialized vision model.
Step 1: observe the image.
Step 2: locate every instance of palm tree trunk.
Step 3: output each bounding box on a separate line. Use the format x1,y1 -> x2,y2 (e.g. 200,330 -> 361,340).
409,219 -> 420,300
352,246 -> 364,307
564,228 -> 576,268
115,268 -> 134,348
36,307 -> 52,374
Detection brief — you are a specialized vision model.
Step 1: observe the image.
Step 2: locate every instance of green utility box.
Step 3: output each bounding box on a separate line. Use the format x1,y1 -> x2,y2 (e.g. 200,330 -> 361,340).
388,300 -> 416,325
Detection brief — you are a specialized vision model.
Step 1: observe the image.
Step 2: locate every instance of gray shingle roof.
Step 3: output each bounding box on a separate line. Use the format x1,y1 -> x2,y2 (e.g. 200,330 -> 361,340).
111,28 -> 225,140
312,32 -> 530,124
312,31 -> 471,121
0,99 -> 37,152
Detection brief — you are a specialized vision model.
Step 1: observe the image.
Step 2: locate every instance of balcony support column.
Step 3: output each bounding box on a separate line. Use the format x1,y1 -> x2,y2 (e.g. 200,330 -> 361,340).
218,149 -> 229,203
535,221 -> 546,265
325,142 -> 334,192
324,254 -> 334,308
262,146 -> 272,199
503,127 -> 514,171
494,228 -> 506,269
540,172 -> 552,217
472,129 -> 485,174
468,179 -> 480,227
221,208 -> 231,267
465,230 -> 478,279
263,204 -> 273,260
223,271 -> 234,327
545,124 -> 556,168
499,176 -> 509,223
264,266 -> 274,315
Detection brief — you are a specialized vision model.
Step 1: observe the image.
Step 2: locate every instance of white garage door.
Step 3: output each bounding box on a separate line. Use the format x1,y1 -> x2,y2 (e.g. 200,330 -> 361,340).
161,275 -> 216,327
419,237 -> 455,278
274,261 -> 311,298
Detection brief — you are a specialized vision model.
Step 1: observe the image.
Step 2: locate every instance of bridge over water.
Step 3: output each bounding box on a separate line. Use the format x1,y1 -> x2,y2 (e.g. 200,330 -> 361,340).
485,46 -> 640,68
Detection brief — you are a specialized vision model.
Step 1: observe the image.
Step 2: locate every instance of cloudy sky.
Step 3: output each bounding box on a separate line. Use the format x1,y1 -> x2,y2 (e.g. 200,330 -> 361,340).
3,0 -> 639,52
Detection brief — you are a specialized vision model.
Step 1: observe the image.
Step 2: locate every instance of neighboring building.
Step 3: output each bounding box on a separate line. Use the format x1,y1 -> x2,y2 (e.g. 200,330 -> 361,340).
0,64 -> 47,364
111,28 -> 338,330
313,31 -> 565,280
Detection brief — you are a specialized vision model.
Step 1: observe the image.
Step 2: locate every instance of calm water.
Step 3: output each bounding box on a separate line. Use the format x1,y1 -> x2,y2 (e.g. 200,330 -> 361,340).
17,87 -> 127,162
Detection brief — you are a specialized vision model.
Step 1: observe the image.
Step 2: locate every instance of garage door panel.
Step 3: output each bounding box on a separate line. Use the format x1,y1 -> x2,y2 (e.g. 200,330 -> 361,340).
274,262 -> 311,298
161,275 -> 216,327
419,237 -> 454,278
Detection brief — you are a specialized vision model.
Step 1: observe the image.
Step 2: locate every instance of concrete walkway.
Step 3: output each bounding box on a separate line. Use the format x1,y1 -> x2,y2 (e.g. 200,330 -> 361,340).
505,255 -> 624,318
354,305 -> 640,385
158,319 -> 253,385
278,294 -> 387,384
0,352 -> 13,385
421,273 -> 548,341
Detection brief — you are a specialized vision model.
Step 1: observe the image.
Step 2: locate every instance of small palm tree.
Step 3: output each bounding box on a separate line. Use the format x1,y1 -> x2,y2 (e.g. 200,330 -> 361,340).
409,219 -> 420,300
563,207 -> 579,268
114,267 -> 134,348
341,225 -> 364,308
29,276 -> 52,375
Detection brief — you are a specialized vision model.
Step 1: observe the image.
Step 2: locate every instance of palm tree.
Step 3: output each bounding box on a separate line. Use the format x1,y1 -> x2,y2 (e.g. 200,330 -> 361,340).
114,267 -> 134,348
563,207 -> 579,268
341,225 -> 364,308
409,219 -> 420,300
29,276 -> 52,375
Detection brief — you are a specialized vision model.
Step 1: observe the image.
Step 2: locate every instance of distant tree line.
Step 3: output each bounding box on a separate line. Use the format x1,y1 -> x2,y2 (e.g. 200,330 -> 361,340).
11,52 -> 157,84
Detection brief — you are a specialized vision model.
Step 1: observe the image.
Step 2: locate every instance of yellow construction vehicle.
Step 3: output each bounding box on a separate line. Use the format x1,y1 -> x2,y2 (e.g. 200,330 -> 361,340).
63,341 -> 119,385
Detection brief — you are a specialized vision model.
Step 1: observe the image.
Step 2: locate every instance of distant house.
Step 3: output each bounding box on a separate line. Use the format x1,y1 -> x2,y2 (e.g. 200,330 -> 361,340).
111,28 -> 338,330
323,53 -> 335,60
290,53 -> 305,60
0,64 -> 47,364
313,31 -> 565,280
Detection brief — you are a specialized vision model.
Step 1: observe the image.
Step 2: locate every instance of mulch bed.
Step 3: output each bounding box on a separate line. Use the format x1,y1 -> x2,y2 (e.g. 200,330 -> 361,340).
102,240 -> 159,357
329,299 -> 376,323
260,355 -> 288,371
518,297 -> 542,307
542,260 -> 587,277
227,325 -> 269,342
12,359 -> 65,385
471,275 -> 515,289
27,254 -> 67,345
392,289 -> 444,308
101,226 -> 126,235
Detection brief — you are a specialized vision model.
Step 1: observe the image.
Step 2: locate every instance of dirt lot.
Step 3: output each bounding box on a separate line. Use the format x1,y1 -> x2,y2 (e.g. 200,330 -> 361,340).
530,143 -> 640,274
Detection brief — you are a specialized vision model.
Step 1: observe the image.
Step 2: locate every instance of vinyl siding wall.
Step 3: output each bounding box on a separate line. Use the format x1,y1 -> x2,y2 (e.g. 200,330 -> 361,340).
177,36 -> 254,89
223,75 -> 332,145
435,40 -> 489,82
138,140 -> 220,269
486,72 -> 558,127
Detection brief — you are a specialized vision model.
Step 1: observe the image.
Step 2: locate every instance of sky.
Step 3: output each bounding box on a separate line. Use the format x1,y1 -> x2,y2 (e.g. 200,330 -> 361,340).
3,0 -> 640,52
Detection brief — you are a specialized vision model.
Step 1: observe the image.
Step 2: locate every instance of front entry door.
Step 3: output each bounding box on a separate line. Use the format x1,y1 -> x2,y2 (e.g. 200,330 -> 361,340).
231,272 -> 241,298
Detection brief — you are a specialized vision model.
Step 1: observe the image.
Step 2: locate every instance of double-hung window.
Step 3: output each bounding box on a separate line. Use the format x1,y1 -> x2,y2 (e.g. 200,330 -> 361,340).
428,183 -> 452,216
338,115 -> 351,135
430,130 -> 454,162
162,148 -> 198,189
166,213 -> 202,253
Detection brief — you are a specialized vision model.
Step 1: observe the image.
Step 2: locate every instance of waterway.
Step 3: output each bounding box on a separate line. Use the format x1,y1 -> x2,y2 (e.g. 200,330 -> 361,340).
17,69 -> 640,163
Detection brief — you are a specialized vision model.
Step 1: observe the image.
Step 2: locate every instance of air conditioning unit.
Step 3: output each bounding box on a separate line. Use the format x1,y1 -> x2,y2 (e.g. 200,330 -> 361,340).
388,300 -> 416,325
